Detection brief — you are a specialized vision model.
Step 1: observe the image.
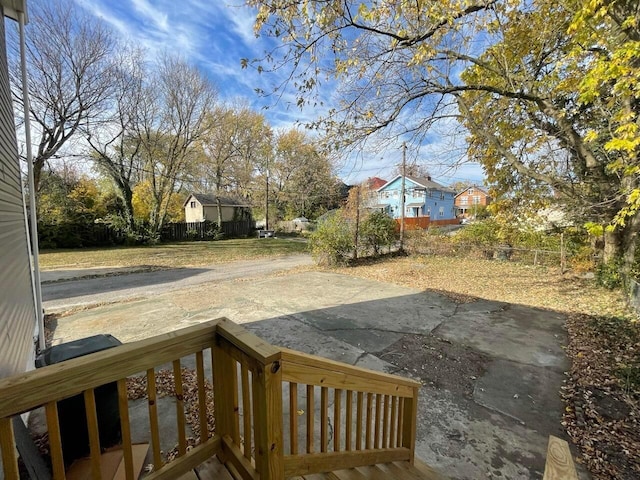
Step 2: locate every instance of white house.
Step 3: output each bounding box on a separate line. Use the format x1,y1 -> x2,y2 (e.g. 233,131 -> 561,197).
0,0 -> 39,380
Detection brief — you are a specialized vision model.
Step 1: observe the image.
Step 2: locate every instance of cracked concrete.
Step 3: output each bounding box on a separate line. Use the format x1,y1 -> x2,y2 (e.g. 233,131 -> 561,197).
48,270 -> 585,479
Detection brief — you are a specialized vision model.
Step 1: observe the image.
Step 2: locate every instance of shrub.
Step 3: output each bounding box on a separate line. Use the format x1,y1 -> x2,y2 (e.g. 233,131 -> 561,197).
596,258 -> 624,289
309,210 -> 354,266
360,211 -> 398,255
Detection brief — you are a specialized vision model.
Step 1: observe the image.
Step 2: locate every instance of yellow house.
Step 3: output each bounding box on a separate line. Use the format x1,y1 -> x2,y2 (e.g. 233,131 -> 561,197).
183,193 -> 252,223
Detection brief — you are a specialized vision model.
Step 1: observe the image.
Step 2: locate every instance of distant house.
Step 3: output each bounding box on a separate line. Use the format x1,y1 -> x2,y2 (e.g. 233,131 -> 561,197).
361,177 -> 387,209
365,177 -> 387,190
183,193 -> 252,223
454,186 -> 492,218
375,175 -> 457,228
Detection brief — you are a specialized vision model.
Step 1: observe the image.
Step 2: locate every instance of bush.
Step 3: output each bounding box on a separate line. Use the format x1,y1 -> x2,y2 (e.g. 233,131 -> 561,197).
360,211 -> 398,255
596,258 -> 624,289
309,210 -> 354,266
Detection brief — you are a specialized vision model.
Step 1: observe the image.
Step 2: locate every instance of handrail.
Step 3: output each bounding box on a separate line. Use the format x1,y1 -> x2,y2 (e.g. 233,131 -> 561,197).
0,320 -> 221,418
280,348 -> 420,389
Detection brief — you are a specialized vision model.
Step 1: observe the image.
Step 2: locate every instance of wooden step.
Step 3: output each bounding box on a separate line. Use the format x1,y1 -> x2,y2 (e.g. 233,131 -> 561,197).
287,460 -> 447,480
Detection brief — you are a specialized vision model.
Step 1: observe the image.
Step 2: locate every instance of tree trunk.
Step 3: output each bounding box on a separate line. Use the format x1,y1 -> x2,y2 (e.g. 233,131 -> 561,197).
620,211 -> 640,285
216,197 -> 222,227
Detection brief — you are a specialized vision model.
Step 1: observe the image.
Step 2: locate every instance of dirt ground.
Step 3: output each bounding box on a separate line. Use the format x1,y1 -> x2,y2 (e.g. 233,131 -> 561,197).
377,333 -> 490,398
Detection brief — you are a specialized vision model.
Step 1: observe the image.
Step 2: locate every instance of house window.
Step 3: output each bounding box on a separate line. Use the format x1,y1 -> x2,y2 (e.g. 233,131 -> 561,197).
468,188 -> 474,195
473,195 -> 481,204
439,206 -> 444,217
460,197 -> 468,205
440,192 -> 445,200
393,190 -> 398,198
426,208 -> 431,216
190,201 -> 196,208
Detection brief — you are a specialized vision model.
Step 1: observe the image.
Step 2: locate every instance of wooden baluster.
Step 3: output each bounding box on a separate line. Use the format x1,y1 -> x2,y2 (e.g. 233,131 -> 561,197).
45,402 -> 65,479
290,382 -> 298,455
397,397 -> 404,447
382,394 -> 390,449
147,368 -> 163,470
365,392 -> 373,450
196,351 -> 209,442
117,379 -> 135,480
345,390 -> 353,451
374,394 -> 382,449
84,389 -> 102,479
333,389 -> 342,452
172,360 -> 187,456
389,396 -> 398,449
306,385 -> 314,453
0,417 -> 19,480
241,364 -> 252,460
320,387 -> 328,453
356,391 -> 363,451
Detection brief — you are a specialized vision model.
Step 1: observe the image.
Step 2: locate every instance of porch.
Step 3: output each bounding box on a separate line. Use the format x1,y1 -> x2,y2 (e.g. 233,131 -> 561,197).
0,318 -> 442,479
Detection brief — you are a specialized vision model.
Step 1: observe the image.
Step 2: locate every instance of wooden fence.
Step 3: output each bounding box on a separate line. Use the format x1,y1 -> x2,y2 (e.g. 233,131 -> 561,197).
397,217 -> 460,230
161,220 -> 254,241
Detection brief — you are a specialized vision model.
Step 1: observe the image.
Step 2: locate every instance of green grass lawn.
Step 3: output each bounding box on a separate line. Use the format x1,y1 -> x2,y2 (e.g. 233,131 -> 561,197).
39,238 -> 309,269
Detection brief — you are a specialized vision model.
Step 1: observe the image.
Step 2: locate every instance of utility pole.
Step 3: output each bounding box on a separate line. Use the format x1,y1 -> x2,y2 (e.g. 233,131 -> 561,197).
265,156 -> 269,231
353,185 -> 360,260
399,142 -> 407,252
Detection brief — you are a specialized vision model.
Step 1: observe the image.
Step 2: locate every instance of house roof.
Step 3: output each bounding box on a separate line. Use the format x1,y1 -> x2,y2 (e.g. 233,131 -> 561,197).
184,193 -> 251,208
366,177 -> 387,190
454,185 -> 491,198
377,175 -> 455,193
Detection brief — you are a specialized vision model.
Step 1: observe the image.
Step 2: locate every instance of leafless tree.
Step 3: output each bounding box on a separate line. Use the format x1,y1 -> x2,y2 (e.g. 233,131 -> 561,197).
134,56 -> 217,235
9,0 -> 117,190
84,47 -> 146,231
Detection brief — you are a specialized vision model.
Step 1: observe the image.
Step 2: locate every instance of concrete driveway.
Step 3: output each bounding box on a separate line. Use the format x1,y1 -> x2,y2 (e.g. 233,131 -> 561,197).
48,270 -> 579,479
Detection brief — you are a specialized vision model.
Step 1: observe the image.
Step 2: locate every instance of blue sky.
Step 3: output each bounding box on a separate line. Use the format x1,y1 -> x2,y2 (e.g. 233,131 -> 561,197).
75,0 -> 485,186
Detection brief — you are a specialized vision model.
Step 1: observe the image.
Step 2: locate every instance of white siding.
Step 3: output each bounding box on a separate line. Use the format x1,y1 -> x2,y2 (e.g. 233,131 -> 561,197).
0,10 -> 37,379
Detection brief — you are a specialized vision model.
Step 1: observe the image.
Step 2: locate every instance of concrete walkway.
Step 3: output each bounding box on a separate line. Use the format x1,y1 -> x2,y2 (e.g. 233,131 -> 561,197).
48,270 -> 581,479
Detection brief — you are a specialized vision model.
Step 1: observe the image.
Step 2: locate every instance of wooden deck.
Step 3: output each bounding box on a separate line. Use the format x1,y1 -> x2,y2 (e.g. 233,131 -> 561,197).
191,457 -> 445,480
287,460 -> 445,480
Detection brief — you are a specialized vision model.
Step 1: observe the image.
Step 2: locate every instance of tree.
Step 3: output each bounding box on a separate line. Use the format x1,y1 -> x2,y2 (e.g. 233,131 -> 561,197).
37,166 -> 106,224
247,0 -> 640,275
266,129 -> 342,220
85,47 -> 146,232
189,104 -> 272,197
9,0 -> 116,190
132,56 -> 216,235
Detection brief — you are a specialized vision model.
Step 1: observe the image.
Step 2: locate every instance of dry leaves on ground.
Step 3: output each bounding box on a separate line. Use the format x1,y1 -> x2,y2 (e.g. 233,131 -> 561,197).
127,368 -> 215,463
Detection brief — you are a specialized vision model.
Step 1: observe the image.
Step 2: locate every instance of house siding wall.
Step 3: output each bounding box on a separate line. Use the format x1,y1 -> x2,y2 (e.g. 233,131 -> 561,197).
202,205 -> 237,223
378,177 -> 456,220
0,10 -> 37,379
184,197 -> 205,222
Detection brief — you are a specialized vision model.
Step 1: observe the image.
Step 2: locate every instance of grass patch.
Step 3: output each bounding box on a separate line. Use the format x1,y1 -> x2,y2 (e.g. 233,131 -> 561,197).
40,239 -> 308,270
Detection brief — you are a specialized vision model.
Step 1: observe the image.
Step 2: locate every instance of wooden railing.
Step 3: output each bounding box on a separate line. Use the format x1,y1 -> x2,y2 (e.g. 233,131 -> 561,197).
0,321 -> 222,480
279,348 -> 420,477
0,317 -> 421,480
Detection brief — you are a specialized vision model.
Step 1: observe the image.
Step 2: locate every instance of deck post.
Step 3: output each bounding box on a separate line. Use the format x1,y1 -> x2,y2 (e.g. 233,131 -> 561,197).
401,386 -> 419,464
252,357 -> 284,480
212,337 -> 240,462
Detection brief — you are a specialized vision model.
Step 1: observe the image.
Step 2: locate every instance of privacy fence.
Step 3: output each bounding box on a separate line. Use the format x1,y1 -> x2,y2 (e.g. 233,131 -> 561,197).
37,220 -> 255,249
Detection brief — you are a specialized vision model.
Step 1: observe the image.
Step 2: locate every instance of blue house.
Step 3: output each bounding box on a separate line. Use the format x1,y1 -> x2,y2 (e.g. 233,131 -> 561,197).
374,175 -> 457,222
